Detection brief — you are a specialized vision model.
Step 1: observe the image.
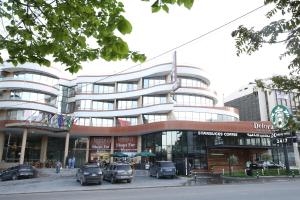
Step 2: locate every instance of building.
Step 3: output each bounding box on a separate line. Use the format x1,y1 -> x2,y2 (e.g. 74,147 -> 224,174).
0,63 -> 284,173
224,81 -> 300,169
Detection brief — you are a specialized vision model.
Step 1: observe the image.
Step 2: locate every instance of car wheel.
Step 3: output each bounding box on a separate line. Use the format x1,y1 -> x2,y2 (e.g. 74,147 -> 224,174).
110,177 -> 115,184
156,172 -> 160,179
12,174 -> 18,181
80,178 -> 85,186
127,179 -> 132,183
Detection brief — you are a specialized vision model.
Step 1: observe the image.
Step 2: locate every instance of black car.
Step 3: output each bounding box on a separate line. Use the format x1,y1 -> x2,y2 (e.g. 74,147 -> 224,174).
149,161 -> 176,179
103,163 -> 133,184
0,164 -> 35,181
76,164 -> 103,186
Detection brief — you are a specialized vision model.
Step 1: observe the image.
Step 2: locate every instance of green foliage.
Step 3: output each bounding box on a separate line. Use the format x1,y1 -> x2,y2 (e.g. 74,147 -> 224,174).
261,153 -> 272,161
232,0 -> 300,92
0,0 -> 193,73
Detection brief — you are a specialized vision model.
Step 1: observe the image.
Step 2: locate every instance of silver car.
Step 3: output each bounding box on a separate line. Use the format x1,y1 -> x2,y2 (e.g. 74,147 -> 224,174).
103,163 -> 133,183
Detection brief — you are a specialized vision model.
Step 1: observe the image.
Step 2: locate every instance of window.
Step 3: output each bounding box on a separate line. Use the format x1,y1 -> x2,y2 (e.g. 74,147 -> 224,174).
76,83 -> 93,93
143,96 -> 167,106
117,82 -> 138,92
179,77 -> 208,88
92,101 -> 114,110
91,118 -> 114,127
93,84 -> 114,94
76,118 -> 90,126
117,100 -> 138,110
7,90 -> 57,106
143,114 -> 167,123
117,117 -> 138,126
175,94 -> 214,106
143,77 -> 166,88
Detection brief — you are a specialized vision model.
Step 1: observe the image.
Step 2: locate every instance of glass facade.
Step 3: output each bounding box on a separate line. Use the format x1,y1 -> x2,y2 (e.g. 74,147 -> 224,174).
142,130 -> 275,173
143,96 -> 167,106
7,90 -> 57,106
92,101 -> 114,111
76,83 -> 93,94
93,84 -> 115,94
143,77 -> 166,88
6,109 -> 51,121
174,111 -> 238,122
143,114 -> 168,123
91,118 -> 114,127
117,82 -> 138,92
117,100 -> 138,110
3,72 -> 59,86
175,94 -> 214,107
117,117 -> 138,126
179,77 -> 208,88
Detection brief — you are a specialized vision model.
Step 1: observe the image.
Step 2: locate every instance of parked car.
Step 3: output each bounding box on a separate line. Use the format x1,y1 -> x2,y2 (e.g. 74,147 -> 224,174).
250,161 -> 284,169
76,164 -> 103,186
103,162 -> 133,183
0,164 -> 35,181
149,161 -> 176,179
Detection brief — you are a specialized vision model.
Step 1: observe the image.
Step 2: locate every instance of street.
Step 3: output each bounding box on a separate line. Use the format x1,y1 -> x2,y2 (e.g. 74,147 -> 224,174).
1,179 -> 300,200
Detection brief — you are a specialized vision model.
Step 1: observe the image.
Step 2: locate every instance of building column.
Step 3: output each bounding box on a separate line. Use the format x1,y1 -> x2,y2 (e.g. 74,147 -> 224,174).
110,136 -> 114,163
40,135 -> 48,164
0,132 -> 5,162
63,132 -> 70,167
20,129 -> 28,164
136,136 -> 142,163
85,137 -> 90,163
293,142 -> 300,169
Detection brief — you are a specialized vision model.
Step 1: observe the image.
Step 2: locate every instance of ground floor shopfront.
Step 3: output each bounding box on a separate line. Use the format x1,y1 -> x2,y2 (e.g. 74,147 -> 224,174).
0,121 -> 299,174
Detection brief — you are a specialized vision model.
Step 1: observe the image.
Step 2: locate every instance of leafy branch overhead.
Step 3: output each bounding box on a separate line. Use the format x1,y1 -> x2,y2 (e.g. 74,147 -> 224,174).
232,0 -> 300,76
0,0 -> 194,73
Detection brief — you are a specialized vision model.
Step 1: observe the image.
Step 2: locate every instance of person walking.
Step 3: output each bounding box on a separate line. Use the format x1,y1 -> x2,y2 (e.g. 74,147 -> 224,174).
55,160 -> 62,174
71,156 -> 76,168
68,157 -> 72,169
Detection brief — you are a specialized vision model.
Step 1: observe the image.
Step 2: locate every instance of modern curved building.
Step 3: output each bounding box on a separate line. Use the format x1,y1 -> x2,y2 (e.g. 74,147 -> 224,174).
0,62 -> 278,173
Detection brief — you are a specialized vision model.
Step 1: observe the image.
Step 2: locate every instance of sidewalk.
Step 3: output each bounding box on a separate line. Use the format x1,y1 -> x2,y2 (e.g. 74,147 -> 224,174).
0,169 -> 189,195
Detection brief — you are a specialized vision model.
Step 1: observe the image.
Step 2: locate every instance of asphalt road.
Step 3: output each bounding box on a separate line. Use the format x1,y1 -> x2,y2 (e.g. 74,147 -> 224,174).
1,179 -> 300,200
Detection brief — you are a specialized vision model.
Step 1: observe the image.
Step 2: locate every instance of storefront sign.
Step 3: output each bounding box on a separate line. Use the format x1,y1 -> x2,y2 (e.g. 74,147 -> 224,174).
253,122 -> 273,130
198,131 -> 238,137
247,133 -> 271,138
90,137 -> 111,150
271,105 -> 290,129
114,136 -> 137,152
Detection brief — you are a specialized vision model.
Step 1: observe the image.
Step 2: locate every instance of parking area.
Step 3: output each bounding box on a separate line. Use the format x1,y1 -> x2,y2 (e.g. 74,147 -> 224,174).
0,171 -> 189,195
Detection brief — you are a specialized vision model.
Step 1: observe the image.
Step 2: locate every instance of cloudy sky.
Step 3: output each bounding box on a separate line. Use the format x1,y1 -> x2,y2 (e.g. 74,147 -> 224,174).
71,1 -> 291,101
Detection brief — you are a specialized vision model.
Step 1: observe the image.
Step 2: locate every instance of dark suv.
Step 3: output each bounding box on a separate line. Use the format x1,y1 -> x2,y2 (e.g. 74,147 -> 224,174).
149,161 -> 176,179
0,164 -> 35,181
76,164 -> 103,186
103,163 -> 133,183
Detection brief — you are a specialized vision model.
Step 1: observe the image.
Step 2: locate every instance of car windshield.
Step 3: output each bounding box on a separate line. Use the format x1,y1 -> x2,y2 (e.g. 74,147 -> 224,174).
19,165 -> 32,169
159,162 -> 175,167
116,165 -> 131,170
84,167 -> 100,173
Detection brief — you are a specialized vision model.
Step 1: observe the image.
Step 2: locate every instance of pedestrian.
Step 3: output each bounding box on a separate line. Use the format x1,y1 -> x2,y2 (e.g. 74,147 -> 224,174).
71,156 -> 76,168
68,157 -> 72,169
55,160 -> 62,174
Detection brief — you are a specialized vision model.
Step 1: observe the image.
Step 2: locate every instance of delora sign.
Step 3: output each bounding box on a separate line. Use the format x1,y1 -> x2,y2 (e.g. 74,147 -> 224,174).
271,105 -> 290,129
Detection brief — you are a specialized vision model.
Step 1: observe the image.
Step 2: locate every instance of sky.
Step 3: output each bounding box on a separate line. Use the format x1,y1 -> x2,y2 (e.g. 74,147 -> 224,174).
73,0 -> 291,103
2,0 -> 290,103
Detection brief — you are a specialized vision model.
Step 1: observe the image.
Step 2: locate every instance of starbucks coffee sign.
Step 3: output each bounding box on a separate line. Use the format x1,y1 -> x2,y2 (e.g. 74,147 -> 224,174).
271,105 -> 290,129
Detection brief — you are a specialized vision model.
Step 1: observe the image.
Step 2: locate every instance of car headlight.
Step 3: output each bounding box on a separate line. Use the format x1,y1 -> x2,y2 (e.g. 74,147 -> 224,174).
98,171 -> 102,175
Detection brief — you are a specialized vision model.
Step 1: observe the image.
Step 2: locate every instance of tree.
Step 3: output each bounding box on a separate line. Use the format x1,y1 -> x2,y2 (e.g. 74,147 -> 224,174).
227,154 -> 238,176
232,0 -> 300,93
0,0 -> 194,73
